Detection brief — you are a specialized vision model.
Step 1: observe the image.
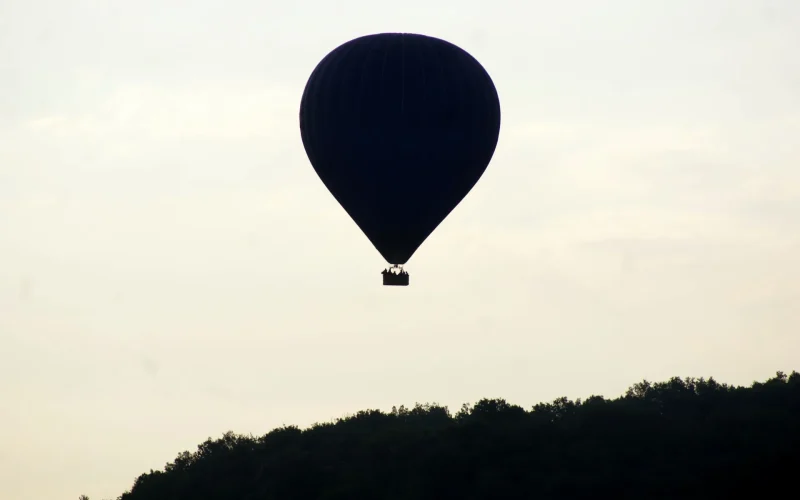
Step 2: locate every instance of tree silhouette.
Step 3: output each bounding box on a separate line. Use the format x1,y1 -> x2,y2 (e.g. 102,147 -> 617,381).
98,371 -> 798,500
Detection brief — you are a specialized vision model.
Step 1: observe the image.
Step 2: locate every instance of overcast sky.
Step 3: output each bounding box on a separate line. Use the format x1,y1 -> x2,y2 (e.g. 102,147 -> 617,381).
1,0 -> 799,498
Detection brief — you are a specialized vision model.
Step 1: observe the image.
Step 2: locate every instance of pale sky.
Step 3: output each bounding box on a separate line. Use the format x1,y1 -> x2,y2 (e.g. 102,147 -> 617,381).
1,0 -> 799,498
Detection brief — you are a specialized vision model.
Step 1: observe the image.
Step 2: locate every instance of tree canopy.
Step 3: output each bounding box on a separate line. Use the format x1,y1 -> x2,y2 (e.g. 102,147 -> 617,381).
85,371 -> 799,500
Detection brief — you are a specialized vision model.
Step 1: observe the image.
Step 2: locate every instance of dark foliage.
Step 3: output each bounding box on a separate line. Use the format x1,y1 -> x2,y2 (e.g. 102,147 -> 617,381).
90,371 -> 799,500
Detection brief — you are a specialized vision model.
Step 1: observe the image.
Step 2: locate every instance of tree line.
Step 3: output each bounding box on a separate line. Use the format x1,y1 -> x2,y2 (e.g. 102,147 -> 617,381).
82,371 -> 799,499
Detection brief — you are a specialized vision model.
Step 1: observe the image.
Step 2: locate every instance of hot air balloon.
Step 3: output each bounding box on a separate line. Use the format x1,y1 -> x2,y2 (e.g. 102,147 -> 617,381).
299,33 -> 501,286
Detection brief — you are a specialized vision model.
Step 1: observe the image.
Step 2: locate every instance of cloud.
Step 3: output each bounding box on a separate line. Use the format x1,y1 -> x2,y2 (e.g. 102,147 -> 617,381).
22,80 -> 300,142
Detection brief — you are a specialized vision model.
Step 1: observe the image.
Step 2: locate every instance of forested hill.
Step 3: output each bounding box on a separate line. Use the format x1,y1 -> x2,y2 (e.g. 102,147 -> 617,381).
96,371 -> 798,500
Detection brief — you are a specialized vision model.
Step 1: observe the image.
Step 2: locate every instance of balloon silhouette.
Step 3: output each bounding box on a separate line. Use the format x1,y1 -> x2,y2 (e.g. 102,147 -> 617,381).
299,33 -> 501,285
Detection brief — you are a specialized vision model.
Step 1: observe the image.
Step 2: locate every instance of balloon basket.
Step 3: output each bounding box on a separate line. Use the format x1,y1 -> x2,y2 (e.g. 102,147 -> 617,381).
382,265 -> 409,286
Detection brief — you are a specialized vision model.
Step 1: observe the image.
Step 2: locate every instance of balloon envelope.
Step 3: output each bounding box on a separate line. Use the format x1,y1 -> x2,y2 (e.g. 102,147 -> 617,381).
299,32 -> 501,265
